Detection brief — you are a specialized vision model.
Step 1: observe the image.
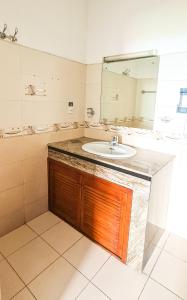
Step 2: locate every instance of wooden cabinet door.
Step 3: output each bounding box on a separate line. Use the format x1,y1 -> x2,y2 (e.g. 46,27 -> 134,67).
80,173 -> 132,262
48,159 -> 82,228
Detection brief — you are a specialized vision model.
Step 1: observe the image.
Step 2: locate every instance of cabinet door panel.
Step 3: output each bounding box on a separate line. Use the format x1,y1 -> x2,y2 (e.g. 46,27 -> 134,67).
48,159 -> 81,227
81,174 -> 132,262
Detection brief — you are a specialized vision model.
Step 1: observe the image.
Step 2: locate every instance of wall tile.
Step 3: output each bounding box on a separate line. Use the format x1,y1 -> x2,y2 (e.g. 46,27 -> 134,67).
49,128 -> 84,143
25,196 -> 48,222
0,42 -> 21,101
0,161 -> 24,193
0,40 -> 86,237
23,156 -> 47,183
0,101 -> 22,128
0,186 -> 24,237
86,64 -> 102,84
20,46 -> 54,77
22,133 -> 51,159
0,137 -> 24,165
24,177 -> 48,204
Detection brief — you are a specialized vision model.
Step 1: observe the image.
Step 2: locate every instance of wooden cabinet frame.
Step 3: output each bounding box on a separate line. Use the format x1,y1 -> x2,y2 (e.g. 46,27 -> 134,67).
48,158 -> 132,263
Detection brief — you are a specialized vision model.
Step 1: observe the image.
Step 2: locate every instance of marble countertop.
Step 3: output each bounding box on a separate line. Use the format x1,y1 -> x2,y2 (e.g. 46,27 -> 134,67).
48,137 -> 174,180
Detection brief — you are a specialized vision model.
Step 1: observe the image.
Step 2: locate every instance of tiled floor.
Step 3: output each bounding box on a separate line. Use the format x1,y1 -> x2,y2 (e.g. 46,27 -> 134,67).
0,212 -> 186,300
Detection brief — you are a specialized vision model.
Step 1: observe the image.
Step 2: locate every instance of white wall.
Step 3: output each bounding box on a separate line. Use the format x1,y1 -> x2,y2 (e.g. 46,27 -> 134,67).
86,0 -> 187,63
2,0 -> 187,64
0,0 -> 87,63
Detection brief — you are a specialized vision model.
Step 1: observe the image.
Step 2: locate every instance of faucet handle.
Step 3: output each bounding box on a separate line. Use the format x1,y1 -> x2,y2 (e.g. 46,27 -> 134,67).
111,135 -> 119,146
112,135 -> 118,142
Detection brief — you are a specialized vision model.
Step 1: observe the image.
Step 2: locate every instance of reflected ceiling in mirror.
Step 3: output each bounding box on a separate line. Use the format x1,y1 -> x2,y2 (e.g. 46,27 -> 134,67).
100,54 -> 160,130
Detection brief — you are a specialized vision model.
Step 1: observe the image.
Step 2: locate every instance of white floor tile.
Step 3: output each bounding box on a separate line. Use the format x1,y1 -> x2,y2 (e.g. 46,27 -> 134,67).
151,251 -> 187,299
63,237 -> 110,279
27,211 -> 61,234
29,257 -> 88,300
143,245 -> 162,275
140,279 -> 180,300
12,288 -> 35,300
0,260 -> 24,300
41,221 -> 82,254
92,256 -> 147,300
7,237 -> 59,284
77,283 -> 109,299
164,234 -> 187,262
0,225 -> 37,257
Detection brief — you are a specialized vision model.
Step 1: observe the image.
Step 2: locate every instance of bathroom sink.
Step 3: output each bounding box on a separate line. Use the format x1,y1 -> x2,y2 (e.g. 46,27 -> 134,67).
82,141 -> 136,159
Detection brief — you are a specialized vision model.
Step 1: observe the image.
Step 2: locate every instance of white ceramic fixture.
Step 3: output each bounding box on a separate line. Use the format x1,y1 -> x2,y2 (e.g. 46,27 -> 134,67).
82,141 -> 136,159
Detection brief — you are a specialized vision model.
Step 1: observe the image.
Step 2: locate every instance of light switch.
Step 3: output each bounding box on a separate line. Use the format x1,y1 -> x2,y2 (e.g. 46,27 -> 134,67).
68,101 -> 74,113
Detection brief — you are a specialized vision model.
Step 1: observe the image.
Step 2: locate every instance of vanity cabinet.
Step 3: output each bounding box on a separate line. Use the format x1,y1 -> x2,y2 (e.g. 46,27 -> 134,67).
48,158 -> 133,262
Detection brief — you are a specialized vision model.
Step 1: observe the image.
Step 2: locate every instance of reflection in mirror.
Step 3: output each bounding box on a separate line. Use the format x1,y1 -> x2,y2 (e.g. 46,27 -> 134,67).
100,54 -> 160,130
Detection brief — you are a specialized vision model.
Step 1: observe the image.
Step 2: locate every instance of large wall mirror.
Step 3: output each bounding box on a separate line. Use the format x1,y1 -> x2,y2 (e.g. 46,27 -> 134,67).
100,53 -> 160,130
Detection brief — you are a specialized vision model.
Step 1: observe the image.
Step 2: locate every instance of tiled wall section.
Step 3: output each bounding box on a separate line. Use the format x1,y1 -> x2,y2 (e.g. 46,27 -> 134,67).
0,128 -> 84,237
0,40 -> 86,128
0,39 -> 86,237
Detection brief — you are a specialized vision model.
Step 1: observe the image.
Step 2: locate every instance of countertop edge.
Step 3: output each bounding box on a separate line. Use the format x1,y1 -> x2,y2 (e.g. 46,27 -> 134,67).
48,145 -> 152,182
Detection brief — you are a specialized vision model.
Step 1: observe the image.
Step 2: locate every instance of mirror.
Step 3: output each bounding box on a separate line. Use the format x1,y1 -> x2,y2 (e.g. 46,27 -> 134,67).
100,55 -> 160,130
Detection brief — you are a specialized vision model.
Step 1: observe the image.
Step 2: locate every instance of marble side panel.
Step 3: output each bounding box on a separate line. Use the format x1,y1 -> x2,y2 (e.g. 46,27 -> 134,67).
49,150 -> 151,271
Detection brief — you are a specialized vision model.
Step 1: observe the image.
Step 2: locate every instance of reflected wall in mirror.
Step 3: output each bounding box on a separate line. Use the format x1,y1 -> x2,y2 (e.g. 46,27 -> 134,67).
100,54 -> 160,130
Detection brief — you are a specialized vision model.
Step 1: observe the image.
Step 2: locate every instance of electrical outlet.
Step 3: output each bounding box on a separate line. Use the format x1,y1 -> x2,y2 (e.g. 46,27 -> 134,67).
68,101 -> 74,113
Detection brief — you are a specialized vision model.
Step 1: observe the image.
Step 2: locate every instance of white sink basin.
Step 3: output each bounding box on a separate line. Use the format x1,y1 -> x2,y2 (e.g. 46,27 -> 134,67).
82,141 -> 136,159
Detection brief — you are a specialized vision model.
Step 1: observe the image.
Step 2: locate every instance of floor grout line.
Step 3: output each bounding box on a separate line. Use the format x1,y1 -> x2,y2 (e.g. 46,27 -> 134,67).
4,235 -> 38,259
3,248 -> 60,299
74,254 -> 112,300
163,249 -> 187,264
91,282 -> 112,300
137,275 -> 150,300
141,232 -> 185,299
0,213 -> 64,299
88,256 -> 112,299
25,255 -> 61,286
137,232 -> 171,299
1,214 -> 187,300
61,255 -> 92,281
61,235 -> 84,256
149,232 -> 170,278
38,234 -> 62,256
2,256 -> 27,295
0,214 -> 90,299
26,218 -> 62,236
150,277 -> 185,300
24,286 -> 38,300
90,255 -> 111,282
10,286 -> 38,300
9,286 -> 26,300
75,280 -> 91,299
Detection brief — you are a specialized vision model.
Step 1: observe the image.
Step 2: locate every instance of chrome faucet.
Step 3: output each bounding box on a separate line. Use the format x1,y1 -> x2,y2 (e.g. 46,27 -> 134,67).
111,135 -> 119,147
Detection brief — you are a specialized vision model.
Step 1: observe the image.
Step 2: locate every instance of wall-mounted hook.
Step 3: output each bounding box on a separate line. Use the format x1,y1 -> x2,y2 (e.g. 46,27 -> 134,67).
8,27 -> 18,42
0,24 -> 7,39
